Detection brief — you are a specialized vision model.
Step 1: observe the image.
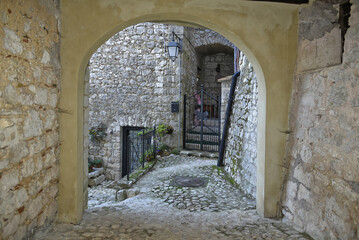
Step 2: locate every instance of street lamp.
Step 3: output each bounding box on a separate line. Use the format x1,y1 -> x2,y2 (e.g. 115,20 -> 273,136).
166,30 -> 183,152
166,31 -> 182,62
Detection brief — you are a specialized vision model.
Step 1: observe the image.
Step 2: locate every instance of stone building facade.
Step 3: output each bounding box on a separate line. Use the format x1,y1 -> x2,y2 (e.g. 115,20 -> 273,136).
88,23 -> 233,180
0,0 -> 60,239
88,23 -> 185,180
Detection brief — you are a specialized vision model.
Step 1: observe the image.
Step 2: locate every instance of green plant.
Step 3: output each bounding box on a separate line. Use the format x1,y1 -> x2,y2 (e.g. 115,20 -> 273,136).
92,159 -> 102,166
159,144 -> 170,151
157,144 -> 171,157
156,124 -> 174,137
88,158 -> 103,172
89,158 -> 102,167
88,162 -> 94,172
137,127 -> 154,136
171,148 -> 180,155
145,146 -> 156,162
89,123 -> 107,141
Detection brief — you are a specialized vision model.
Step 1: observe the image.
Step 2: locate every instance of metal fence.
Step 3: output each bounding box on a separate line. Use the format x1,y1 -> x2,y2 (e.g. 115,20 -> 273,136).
183,85 -> 221,152
125,127 -> 157,180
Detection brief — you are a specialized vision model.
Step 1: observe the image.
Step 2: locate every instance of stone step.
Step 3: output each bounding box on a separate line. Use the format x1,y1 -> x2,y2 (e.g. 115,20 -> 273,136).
88,175 -> 105,186
89,167 -> 104,178
180,150 -> 219,158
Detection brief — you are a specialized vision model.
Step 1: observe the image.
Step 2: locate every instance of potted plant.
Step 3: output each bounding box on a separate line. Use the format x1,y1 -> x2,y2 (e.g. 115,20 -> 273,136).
89,123 -> 107,141
166,125 -> 174,134
157,144 -> 171,157
88,158 -> 103,172
145,147 -> 155,162
156,123 -> 174,137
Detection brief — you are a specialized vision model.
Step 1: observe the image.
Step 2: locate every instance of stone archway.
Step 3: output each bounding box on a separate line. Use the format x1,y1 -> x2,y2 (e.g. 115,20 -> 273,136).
58,0 -> 299,223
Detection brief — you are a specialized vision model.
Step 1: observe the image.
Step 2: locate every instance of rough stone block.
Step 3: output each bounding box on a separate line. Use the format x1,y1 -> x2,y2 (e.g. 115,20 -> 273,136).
88,174 -> 105,186
3,28 -> 23,54
24,110 -> 43,138
3,214 -> 20,239
41,50 -> 51,64
9,142 -> 29,164
41,109 -> 56,130
14,226 -> 26,240
0,123 -> 18,148
33,87 -> 48,105
0,119 -> 14,129
293,166 -> 313,188
297,184 -> 311,201
0,188 -> 27,216
126,188 -> 140,198
48,93 -> 58,108
0,169 -> 19,192
89,168 -> 104,178
328,86 -> 348,107
116,189 -> 127,201
27,195 -> 43,220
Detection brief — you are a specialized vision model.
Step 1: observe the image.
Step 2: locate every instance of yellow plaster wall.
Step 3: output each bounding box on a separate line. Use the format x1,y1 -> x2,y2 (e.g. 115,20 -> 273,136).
59,0 -> 299,222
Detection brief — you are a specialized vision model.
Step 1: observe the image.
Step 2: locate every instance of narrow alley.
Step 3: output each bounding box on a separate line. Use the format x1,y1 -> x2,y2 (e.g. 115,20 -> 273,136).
34,155 -> 312,240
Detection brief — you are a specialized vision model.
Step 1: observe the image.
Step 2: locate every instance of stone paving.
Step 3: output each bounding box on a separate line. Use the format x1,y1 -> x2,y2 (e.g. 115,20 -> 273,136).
33,154 -> 313,239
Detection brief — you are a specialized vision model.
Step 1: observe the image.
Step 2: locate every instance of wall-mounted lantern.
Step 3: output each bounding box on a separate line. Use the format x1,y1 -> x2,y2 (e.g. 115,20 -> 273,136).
166,31 -> 182,62
216,64 -> 221,73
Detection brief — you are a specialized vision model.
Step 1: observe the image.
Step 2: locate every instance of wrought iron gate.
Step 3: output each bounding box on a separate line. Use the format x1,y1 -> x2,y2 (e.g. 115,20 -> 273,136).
122,126 -> 156,179
183,85 -> 221,152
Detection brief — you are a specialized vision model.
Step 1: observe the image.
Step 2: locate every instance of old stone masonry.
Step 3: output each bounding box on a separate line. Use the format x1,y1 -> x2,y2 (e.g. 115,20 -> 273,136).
34,154 -> 311,240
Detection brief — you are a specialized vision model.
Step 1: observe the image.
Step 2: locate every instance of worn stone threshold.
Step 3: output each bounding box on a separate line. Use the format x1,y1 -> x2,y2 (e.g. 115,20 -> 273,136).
180,150 -> 219,159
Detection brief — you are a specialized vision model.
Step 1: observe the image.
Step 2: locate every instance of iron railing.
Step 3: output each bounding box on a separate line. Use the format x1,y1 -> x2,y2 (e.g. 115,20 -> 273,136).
183,85 -> 221,152
125,126 -> 157,180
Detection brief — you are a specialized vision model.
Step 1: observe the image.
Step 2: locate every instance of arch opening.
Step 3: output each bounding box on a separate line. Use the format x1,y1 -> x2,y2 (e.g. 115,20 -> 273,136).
84,21 -> 259,211
59,2 -> 298,223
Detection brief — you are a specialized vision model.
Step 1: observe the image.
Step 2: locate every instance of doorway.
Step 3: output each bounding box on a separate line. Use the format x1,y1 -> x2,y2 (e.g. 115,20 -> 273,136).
121,126 -> 145,178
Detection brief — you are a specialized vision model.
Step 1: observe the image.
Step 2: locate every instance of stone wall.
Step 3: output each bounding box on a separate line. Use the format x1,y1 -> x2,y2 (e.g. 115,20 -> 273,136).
182,27 -> 199,100
88,23 -> 187,180
185,27 -> 234,97
88,24 -> 235,180
219,76 -> 231,130
282,0 -> 359,239
198,53 -> 234,97
186,27 -> 234,49
0,0 -> 60,239
223,51 -> 258,199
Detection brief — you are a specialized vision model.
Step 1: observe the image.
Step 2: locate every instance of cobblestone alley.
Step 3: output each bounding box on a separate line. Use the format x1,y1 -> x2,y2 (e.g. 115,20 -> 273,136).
33,155 -> 312,239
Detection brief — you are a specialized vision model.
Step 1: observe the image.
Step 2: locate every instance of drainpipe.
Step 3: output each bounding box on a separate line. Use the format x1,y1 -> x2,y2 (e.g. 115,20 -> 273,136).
178,53 -> 182,152
217,71 -> 241,167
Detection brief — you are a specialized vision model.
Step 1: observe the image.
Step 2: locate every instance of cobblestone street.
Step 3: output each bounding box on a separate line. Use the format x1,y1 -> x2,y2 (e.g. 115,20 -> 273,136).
34,155 -> 312,239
